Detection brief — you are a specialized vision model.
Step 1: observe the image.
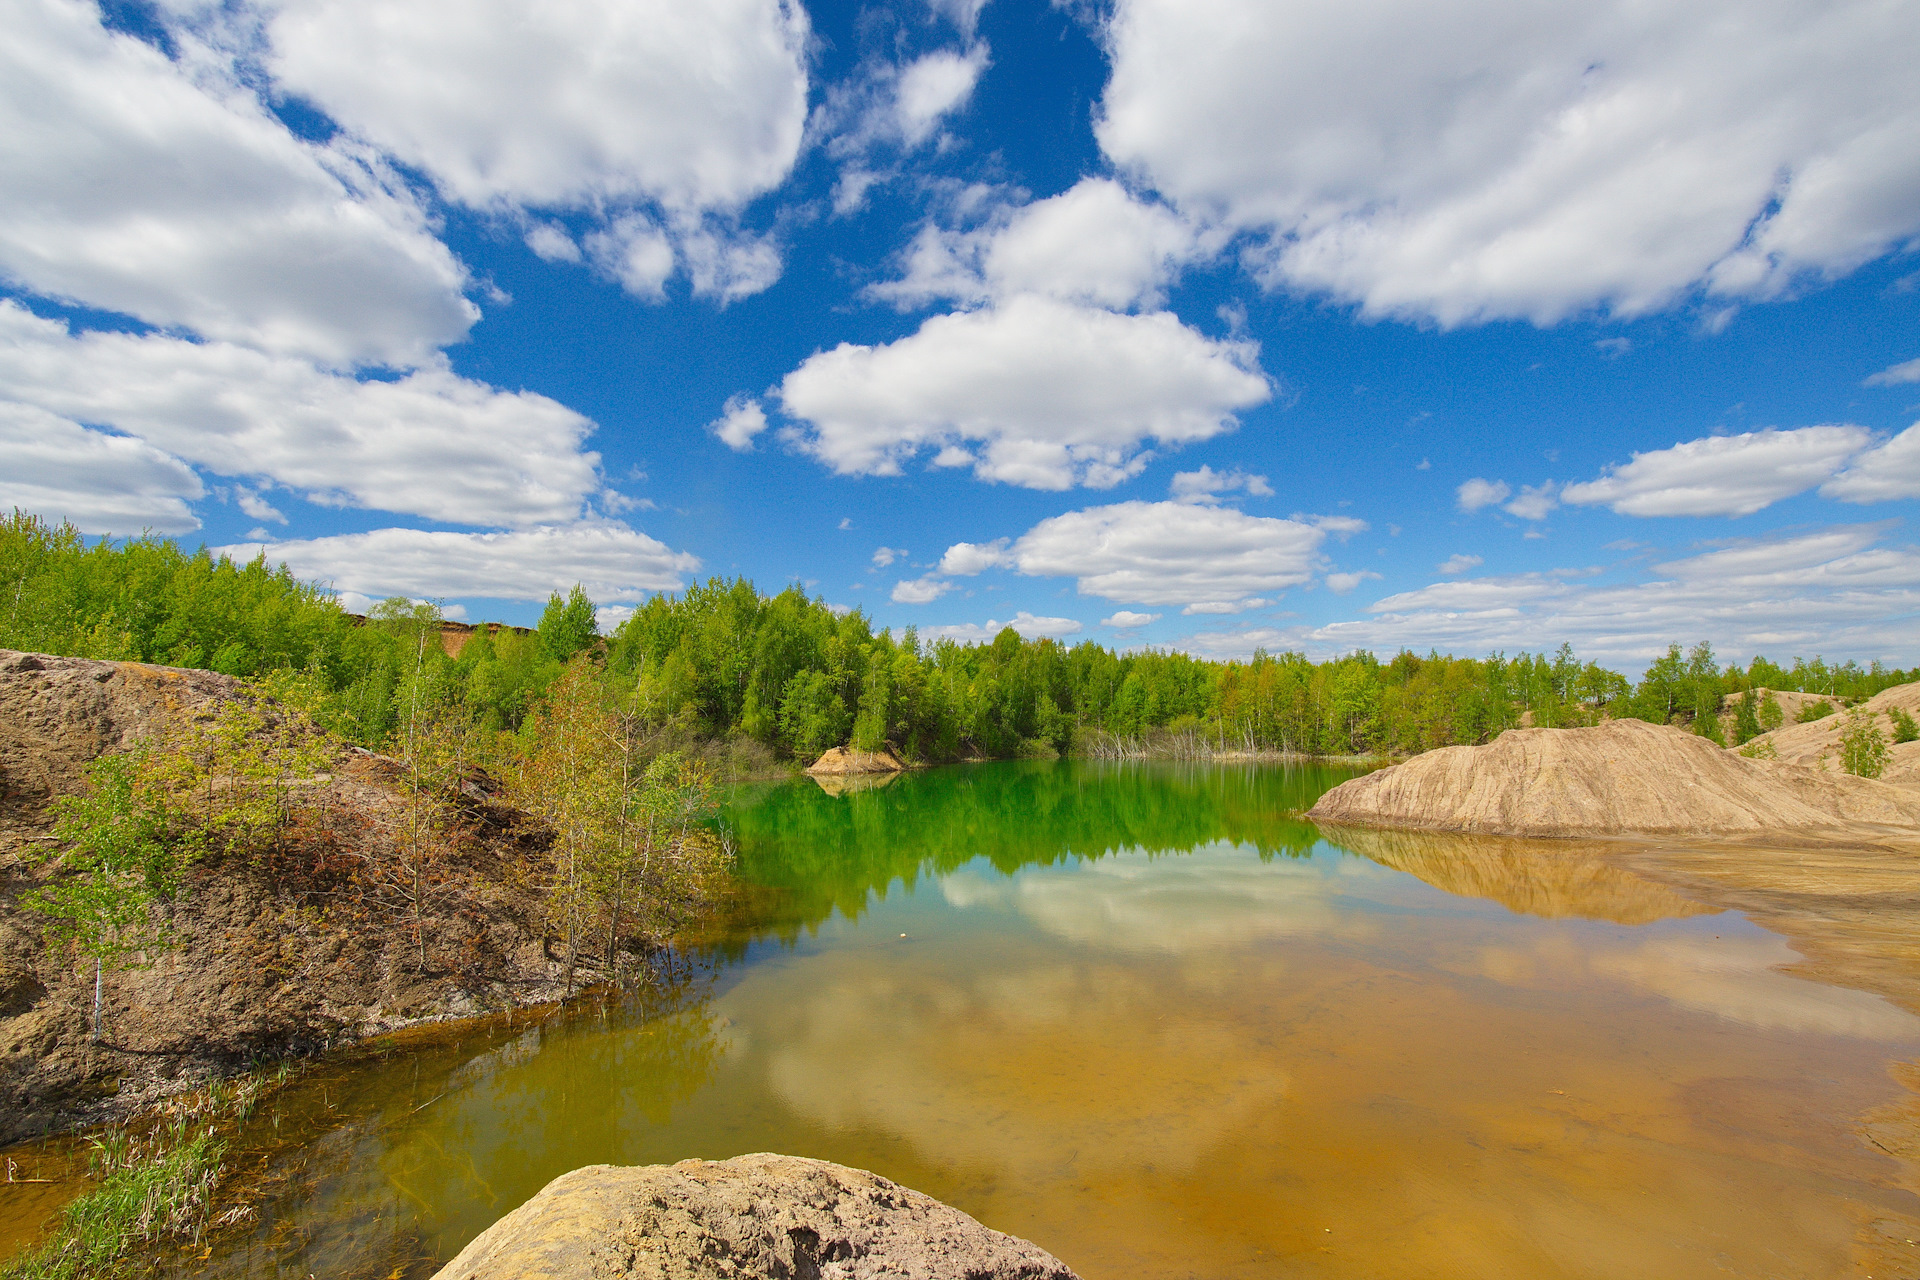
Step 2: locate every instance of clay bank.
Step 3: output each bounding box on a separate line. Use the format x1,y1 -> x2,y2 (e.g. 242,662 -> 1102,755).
0,649 -> 571,1143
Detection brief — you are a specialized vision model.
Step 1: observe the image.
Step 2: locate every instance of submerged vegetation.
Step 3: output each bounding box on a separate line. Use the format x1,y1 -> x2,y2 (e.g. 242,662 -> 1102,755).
6,512 -> 1916,765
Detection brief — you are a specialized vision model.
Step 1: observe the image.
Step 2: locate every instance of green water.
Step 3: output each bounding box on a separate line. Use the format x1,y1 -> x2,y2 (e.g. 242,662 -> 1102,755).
19,759 -> 1920,1278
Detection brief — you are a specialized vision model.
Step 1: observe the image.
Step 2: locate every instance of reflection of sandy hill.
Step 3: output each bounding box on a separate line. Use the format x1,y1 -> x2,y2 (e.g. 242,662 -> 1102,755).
1736,682 -> 1920,783
808,770 -> 901,798
1320,825 -> 1715,924
1308,718 -> 1920,839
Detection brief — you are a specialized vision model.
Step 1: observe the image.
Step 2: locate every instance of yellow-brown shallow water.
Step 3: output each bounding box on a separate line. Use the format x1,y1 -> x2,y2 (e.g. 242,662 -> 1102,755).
8,759 -> 1920,1278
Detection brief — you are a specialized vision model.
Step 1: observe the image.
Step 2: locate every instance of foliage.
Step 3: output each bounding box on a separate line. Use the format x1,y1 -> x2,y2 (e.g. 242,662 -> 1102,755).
143,700 -> 335,863
1839,709 -> 1890,779
0,1117 -> 223,1280
8,515 -> 1919,766
1737,738 -> 1778,760
1889,707 -> 1918,744
25,752 -> 178,1003
1797,699 -> 1837,724
507,660 -> 729,990
1731,690 -> 1761,745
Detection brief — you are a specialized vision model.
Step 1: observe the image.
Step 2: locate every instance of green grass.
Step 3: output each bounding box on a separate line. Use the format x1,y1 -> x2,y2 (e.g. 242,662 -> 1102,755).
1,1118 -> 224,1280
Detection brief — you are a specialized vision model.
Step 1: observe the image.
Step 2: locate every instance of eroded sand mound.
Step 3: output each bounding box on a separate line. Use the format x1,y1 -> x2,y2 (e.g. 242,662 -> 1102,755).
807,745 -> 906,775
1736,682 -> 1920,784
434,1153 -> 1080,1280
1307,718 -> 1920,839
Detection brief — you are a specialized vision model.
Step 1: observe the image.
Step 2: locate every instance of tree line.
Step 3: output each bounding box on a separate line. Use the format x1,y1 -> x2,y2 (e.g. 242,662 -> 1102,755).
5,512 -> 1915,765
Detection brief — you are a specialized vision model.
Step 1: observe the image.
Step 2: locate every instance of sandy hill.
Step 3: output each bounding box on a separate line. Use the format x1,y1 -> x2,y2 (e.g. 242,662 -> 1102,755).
1307,717 -> 1920,840
1735,682 -> 1920,783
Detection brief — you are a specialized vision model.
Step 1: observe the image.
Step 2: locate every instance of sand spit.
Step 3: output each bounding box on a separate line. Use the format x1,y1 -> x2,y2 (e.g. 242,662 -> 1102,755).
806,746 -> 907,775
1738,682 -> 1920,783
1306,718 -> 1920,840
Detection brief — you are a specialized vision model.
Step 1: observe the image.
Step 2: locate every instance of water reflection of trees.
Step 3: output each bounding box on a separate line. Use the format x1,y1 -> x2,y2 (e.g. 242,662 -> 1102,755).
714,759 -> 1344,948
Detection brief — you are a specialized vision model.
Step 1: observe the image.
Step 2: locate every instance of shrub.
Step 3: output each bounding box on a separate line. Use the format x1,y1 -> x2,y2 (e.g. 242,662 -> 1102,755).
1738,739 -> 1778,760
1839,709 -> 1889,779
1890,707 -> 1919,744
1796,699 -> 1836,724
1757,691 -> 1784,732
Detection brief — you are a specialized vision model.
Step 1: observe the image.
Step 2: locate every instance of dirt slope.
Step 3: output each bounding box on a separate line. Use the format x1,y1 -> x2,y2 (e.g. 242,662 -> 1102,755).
1736,682 -> 1920,783
1306,718 -> 1920,839
0,650 -> 568,1143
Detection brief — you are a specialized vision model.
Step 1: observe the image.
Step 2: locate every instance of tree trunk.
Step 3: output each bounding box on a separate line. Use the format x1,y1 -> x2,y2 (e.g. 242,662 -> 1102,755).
91,960 -> 102,1043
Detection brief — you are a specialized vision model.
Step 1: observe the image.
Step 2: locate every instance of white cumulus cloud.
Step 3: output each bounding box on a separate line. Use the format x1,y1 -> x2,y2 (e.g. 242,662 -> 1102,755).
216,520 -> 698,603
1821,422 -> 1920,504
891,575 -> 953,605
710,395 -> 770,452
973,499 -> 1325,608
1456,478 -> 1511,512
1178,524 -> 1920,667
0,300 -> 603,527
871,179 -> 1199,311
1503,482 -> 1558,521
894,47 -> 989,147
778,295 -> 1271,490
923,611 -> 1084,643
1437,553 -> 1483,576
1096,0 -> 1920,324
1101,610 -> 1160,629
0,402 -> 203,536
1169,464 -> 1272,505
1,0 -> 475,367
1561,425 -> 1874,516
1324,571 -> 1380,595
258,0 -> 810,214
1865,357 -> 1920,387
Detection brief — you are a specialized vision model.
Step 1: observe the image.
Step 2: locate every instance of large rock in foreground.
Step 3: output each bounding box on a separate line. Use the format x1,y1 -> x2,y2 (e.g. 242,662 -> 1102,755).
1307,718 -> 1920,839
434,1154 -> 1080,1280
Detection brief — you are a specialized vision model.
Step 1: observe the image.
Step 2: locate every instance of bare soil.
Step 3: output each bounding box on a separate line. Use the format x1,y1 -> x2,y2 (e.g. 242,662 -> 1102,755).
1307,717 -> 1920,840
0,650 -> 572,1145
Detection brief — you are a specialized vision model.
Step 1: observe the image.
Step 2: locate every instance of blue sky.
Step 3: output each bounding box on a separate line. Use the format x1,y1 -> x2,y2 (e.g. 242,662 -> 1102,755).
4,0 -> 1919,669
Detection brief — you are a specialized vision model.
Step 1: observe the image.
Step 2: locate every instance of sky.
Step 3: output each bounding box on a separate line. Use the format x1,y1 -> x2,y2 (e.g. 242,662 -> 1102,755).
4,0 -> 1919,672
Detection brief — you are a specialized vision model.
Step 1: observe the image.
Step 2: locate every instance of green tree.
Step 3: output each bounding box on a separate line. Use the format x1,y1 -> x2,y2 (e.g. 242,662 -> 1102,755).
1757,690 -> 1785,732
1839,709 -> 1889,779
511,659 -> 619,994
538,584 -> 599,663
1890,707 -> 1919,744
1731,689 -> 1761,745
26,751 -> 177,1040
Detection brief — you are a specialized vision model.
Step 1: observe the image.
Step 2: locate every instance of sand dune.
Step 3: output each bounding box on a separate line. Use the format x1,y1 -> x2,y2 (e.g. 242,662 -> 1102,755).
1307,718 -> 1920,839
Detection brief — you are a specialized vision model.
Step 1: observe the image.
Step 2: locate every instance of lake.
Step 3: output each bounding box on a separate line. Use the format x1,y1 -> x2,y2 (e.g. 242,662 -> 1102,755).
20,759 -> 1920,1277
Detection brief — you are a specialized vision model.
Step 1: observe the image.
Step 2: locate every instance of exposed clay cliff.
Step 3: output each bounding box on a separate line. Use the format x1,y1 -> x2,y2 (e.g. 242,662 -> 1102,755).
1306,717 -> 1920,840
0,650 -> 568,1143
434,1153 -> 1080,1280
